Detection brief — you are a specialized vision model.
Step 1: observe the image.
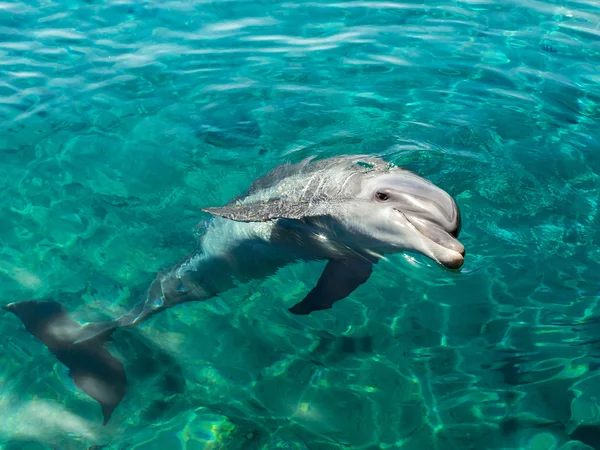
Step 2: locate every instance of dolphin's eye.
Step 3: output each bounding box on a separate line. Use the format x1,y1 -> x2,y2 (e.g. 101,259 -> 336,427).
375,192 -> 389,201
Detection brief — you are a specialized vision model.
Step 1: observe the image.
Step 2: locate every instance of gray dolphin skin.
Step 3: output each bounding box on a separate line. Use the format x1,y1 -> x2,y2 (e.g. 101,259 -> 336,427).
3,154 -> 464,424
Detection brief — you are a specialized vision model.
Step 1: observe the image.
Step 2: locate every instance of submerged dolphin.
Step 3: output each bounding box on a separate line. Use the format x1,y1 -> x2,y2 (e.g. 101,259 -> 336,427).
3,154 -> 464,424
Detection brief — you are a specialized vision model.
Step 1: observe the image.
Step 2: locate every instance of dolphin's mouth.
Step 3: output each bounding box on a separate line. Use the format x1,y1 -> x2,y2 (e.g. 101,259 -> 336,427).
394,208 -> 465,270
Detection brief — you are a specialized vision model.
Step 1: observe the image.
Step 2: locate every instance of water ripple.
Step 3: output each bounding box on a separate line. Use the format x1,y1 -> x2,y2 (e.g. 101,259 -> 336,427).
1,0 -> 600,449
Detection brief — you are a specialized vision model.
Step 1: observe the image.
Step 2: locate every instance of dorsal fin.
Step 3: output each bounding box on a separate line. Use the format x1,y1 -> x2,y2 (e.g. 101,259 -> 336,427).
203,199 -> 319,222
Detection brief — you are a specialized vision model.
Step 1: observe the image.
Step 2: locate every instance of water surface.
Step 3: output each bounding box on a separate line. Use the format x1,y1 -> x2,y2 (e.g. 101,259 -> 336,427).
1,0 -> 600,449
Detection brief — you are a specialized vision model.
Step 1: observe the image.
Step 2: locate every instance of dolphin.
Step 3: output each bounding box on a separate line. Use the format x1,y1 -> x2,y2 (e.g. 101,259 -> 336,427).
2,154 -> 464,424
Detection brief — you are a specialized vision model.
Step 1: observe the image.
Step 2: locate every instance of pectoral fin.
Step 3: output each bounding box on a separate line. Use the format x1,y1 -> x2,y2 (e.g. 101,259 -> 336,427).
289,258 -> 375,315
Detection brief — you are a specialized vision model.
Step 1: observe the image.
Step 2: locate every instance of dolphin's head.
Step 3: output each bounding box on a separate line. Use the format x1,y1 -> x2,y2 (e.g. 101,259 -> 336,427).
352,169 -> 464,269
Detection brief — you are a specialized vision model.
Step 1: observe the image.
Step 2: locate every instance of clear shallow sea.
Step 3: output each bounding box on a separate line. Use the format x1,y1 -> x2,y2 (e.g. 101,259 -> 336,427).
1,0 -> 600,449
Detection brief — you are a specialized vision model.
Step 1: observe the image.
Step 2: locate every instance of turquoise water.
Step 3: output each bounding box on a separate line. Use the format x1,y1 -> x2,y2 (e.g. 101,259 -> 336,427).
1,0 -> 600,448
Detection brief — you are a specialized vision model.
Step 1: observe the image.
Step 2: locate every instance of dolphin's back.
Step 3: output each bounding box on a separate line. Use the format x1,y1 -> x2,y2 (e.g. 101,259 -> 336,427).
231,155 -> 393,203
231,155 -> 395,207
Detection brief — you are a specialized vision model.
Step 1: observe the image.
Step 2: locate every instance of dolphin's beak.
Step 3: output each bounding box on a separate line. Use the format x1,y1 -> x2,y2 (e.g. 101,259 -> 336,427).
396,210 -> 465,269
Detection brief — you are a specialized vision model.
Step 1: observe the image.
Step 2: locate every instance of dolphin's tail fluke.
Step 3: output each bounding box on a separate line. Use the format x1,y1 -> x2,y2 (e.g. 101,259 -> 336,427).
2,300 -> 127,425
2,272 -> 202,424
